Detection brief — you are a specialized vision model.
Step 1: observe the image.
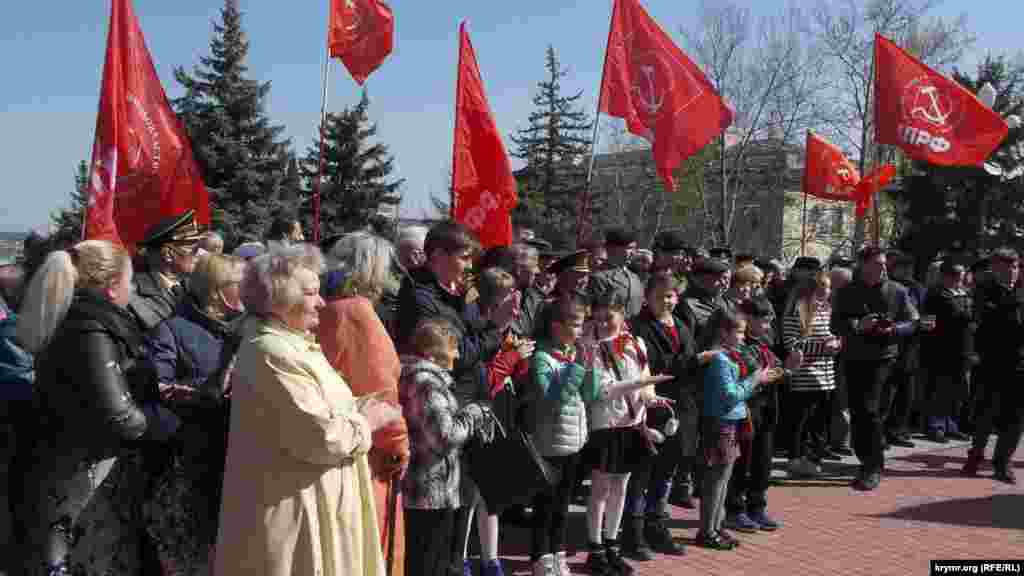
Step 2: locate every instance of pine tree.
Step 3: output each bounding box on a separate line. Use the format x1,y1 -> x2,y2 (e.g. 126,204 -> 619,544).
173,0 -> 292,244
50,160 -> 89,246
511,46 -> 593,249
300,92 -> 403,239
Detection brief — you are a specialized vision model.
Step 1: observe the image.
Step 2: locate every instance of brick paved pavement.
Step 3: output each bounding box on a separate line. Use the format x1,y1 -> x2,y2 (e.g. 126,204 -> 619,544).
493,436 -> 1023,576
0,436 -> 1018,575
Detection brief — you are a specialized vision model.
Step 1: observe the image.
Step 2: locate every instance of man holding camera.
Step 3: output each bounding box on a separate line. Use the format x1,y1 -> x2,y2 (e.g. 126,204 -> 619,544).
831,247 -> 920,491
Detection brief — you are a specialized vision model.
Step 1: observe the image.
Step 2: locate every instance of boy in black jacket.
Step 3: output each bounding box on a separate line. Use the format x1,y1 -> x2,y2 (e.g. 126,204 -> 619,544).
626,273 -> 709,558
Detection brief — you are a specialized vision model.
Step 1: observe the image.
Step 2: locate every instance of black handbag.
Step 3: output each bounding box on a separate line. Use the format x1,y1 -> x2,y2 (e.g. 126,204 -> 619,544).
465,381 -> 560,513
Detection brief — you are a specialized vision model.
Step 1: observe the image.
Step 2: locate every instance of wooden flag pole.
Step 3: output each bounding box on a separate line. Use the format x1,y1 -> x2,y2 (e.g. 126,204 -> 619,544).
314,36 -> 331,244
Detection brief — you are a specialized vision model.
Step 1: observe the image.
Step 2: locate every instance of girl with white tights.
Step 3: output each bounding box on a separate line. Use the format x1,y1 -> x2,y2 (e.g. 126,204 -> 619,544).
582,291 -> 673,576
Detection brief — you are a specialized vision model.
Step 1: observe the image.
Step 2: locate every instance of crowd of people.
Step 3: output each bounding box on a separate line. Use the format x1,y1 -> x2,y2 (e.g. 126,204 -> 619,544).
0,211 -> 1020,576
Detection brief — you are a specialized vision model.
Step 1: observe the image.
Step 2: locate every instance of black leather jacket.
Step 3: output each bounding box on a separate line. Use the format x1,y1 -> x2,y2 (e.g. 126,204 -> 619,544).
33,290 -> 154,453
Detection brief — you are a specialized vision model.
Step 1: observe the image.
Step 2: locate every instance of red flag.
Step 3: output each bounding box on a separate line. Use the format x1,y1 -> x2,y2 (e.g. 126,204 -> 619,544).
853,164 -> 897,219
85,0 -> 209,245
451,23 -> 517,249
599,0 -> 734,191
803,131 -> 861,202
328,0 -> 394,85
874,33 -> 1008,166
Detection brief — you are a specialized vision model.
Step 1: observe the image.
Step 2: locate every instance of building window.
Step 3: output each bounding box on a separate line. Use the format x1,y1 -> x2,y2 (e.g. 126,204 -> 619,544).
831,208 -> 845,236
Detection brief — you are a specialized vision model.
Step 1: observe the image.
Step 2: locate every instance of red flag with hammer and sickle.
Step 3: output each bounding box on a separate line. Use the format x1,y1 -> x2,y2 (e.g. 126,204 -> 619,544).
451,22 -> 517,249
85,0 -> 210,245
803,131 -> 862,202
599,0 -> 734,192
874,33 -> 1008,166
328,0 -> 394,85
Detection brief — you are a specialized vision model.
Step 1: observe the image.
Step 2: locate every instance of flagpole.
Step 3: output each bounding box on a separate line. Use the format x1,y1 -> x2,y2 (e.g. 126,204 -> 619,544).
800,181 -> 809,258
451,23 -> 465,221
314,36 -> 331,244
868,35 -> 881,247
578,0 -> 618,247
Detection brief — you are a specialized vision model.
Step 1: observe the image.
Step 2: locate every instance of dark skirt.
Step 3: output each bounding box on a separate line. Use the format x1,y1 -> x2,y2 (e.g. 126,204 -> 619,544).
586,427 -> 648,475
702,419 -> 743,467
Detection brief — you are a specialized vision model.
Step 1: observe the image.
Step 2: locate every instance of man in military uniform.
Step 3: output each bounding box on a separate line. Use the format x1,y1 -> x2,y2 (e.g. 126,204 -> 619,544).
589,227 -> 644,318
128,209 -> 205,333
651,229 -> 693,293
531,250 -> 591,341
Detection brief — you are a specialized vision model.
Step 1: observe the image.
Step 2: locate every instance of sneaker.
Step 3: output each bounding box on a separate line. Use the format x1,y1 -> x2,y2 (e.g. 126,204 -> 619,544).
555,551 -> 573,576
724,512 -> 759,533
482,560 -> 505,576
748,510 -> 781,531
532,554 -> 556,576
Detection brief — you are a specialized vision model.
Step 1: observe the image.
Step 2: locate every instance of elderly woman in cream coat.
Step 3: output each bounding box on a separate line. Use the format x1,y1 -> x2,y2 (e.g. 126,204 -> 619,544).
214,243 -> 401,576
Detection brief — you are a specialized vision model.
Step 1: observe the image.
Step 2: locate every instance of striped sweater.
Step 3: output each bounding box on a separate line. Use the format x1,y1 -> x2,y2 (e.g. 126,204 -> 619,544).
782,299 -> 836,392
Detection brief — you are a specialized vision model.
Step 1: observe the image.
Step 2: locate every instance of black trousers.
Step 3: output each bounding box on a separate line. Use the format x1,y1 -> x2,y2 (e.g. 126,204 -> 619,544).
531,453 -> 580,560
846,359 -> 895,474
406,508 -> 457,576
785,391 -> 830,460
971,368 -> 1024,467
2,399 -> 35,573
726,407 -> 775,514
884,359 -> 917,437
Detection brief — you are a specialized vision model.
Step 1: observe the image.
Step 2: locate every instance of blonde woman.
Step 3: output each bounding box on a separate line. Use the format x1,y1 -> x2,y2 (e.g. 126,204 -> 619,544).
144,253 -> 247,575
214,243 -> 400,576
782,271 -> 842,477
16,240 -> 178,576
317,232 -> 409,576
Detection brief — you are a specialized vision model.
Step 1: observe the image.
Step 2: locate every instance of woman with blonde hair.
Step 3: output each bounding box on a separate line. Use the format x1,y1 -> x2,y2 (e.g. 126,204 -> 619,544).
781,270 -> 842,478
317,232 -> 409,576
144,253 -> 247,575
16,240 -> 178,576
214,243 -> 400,576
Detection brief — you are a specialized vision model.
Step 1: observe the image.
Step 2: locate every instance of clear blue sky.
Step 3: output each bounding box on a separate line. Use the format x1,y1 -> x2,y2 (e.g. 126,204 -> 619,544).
0,0 -> 1019,232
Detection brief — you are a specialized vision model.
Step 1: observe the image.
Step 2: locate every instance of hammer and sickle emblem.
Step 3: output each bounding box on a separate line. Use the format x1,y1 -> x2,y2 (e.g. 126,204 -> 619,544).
633,65 -> 665,115
911,86 -> 952,126
344,0 -> 362,33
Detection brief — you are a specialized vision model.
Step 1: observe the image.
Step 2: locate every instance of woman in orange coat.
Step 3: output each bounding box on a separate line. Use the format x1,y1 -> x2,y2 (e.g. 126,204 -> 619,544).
318,231 -> 410,576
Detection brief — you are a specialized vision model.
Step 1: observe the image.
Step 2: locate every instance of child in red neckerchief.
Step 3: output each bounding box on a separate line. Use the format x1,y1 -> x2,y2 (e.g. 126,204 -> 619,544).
699,305 -> 787,550
721,297 -> 803,536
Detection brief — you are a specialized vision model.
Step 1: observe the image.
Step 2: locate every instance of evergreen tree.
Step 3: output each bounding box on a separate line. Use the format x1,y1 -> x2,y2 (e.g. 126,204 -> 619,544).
300,92 -> 403,238
511,46 -> 593,249
173,0 -> 292,244
50,160 -> 89,246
